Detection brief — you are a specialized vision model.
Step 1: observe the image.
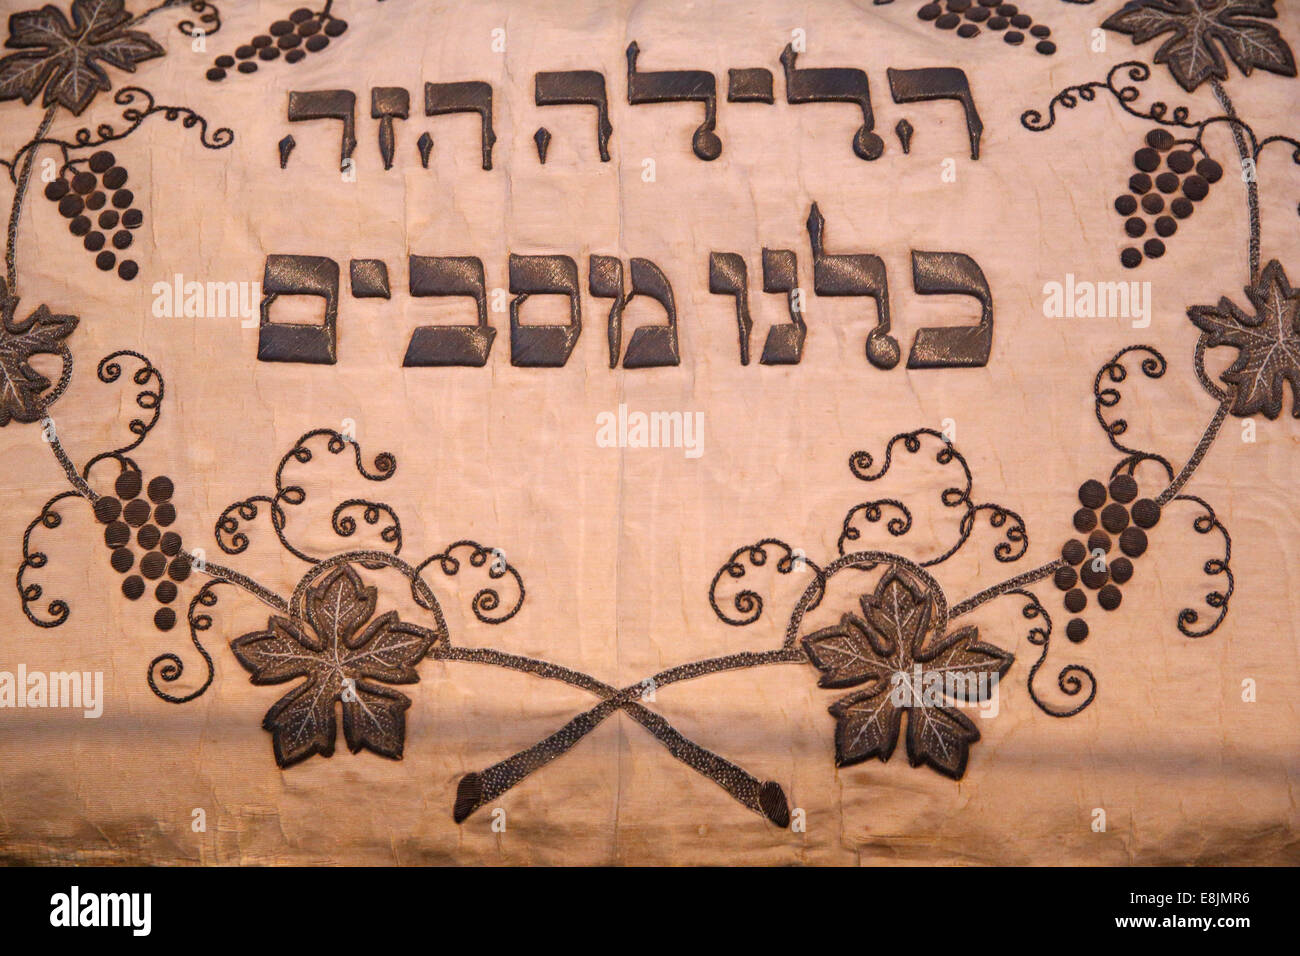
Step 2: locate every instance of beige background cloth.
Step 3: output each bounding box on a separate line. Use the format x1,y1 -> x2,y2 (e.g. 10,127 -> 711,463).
0,0 -> 1296,864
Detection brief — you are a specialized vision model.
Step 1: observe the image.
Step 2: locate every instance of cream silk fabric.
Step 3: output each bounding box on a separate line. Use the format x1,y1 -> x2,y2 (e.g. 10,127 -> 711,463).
0,0 -> 1297,864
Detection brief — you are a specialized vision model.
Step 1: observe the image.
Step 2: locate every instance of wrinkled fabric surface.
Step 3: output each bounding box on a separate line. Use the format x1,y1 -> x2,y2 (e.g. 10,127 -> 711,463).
0,0 -> 1297,865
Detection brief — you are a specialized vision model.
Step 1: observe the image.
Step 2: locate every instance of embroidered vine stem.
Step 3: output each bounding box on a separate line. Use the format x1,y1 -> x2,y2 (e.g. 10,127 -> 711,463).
5,104 -> 57,293
1210,78 -> 1260,284
948,559 -> 1064,619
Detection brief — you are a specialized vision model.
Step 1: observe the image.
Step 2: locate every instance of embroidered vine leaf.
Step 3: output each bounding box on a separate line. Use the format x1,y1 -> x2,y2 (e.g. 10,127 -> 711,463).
802,565 -> 1013,779
0,0 -> 165,116
1189,260 -> 1300,419
0,278 -> 77,426
1102,0 -> 1297,92
231,564 -> 441,767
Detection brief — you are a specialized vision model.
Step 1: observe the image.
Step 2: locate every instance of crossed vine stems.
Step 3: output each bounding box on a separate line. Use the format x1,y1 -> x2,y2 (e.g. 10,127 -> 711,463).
3,13 -> 1280,824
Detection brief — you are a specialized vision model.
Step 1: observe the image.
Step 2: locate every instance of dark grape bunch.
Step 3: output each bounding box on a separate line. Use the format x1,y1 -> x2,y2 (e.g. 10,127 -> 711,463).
917,0 -> 1056,54
92,470 -> 192,633
1115,128 -> 1223,268
42,151 -> 141,282
206,7 -> 348,81
1053,475 -> 1161,643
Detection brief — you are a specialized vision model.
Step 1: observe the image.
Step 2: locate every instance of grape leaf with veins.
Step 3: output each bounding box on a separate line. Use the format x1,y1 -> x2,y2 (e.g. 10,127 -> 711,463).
231,563 -> 443,767
1102,0 -> 1297,93
802,565 -> 1013,780
1190,259 -> 1300,420
0,278 -> 78,427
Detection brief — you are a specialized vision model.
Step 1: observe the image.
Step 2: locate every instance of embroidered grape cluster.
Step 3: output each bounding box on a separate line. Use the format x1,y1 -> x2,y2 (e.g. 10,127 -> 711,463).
917,0 -> 1055,54
206,6 -> 348,81
1115,129 -> 1223,268
1053,475 -> 1161,642
92,470 -> 191,632
42,151 -> 141,282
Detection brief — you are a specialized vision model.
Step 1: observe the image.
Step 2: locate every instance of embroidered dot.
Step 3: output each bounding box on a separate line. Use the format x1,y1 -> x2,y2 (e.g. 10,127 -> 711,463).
270,19 -> 295,35
935,12 -> 960,28
215,54 -> 235,68
1120,248 -> 1142,269
105,521 -> 130,548
235,44 -> 256,59
148,476 -> 174,502
305,34 -> 330,52
1119,526 -> 1148,557
137,524 -> 161,550
1115,195 -> 1137,216
141,551 -> 166,579
1087,529 -> 1111,554
285,48 -> 306,63
252,34 -> 273,48
155,581 -> 178,604
1100,503 -> 1129,534
1154,216 -> 1177,237
1064,589 -> 1086,613
83,232 -> 105,252
1078,479 -> 1107,509
1035,40 -> 1055,55
154,608 -> 177,632
995,3 -> 1017,13
118,260 -> 139,281
115,471 -> 143,499
1155,172 -> 1180,193
1132,498 -> 1161,528
1080,562 -> 1109,589
1140,193 -> 1164,214
168,555 -> 192,582
1129,173 -> 1152,194
98,210 -> 119,229
71,171 -> 96,194
917,0 -> 941,14
1124,217 -> 1146,237
1010,14 -> 1031,28
1196,158 -> 1223,183
957,23 -> 979,37
238,61 -> 258,74
1143,238 -> 1166,259
93,496 -> 122,523
112,230 -> 132,250
205,67 -> 226,81
1072,508 -> 1097,533
110,547 -> 133,573
965,6 -> 989,20
259,46 -> 281,61
95,250 -> 114,271
278,32 -> 302,49
160,532 -> 182,556
297,17 -> 322,36
1066,618 -> 1088,642
112,188 -> 133,209
1171,197 -> 1194,219
1098,585 -> 1122,611
1030,24 -> 1051,38
58,195 -> 84,218
1054,566 -> 1078,590
1110,557 -> 1134,584
947,0 -> 971,10
1062,539 -> 1086,565
122,209 -> 143,228
154,503 -> 176,527
323,18 -> 348,36
1134,148 -> 1160,172
69,216 -> 91,237
1108,474 -> 1137,502
122,575 -> 145,600
1146,129 -> 1174,150
987,16 -> 1007,29
85,190 -> 105,210
1003,30 -> 1024,44
102,166 -> 128,189
1167,150 -> 1194,174
45,179 -> 69,201
123,499 -> 151,527
1183,175 -> 1209,201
